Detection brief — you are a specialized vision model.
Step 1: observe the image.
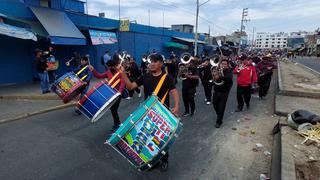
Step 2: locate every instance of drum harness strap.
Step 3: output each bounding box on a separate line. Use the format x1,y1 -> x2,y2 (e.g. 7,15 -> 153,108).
153,73 -> 169,104
108,72 -> 121,89
76,65 -> 89,81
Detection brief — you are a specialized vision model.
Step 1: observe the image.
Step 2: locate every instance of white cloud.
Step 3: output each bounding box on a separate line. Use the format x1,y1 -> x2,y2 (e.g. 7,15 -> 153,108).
87,0 -> 320,35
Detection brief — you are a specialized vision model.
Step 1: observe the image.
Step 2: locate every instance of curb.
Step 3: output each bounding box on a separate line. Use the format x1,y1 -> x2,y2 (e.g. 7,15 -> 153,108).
0,102 -> 76,124
0,94 -> 59,100
281,126 -> 297,180
277,61 -> 320,99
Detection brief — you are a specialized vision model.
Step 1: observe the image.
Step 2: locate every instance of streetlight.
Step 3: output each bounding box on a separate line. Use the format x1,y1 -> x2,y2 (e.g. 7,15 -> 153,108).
194,0 -> 210,56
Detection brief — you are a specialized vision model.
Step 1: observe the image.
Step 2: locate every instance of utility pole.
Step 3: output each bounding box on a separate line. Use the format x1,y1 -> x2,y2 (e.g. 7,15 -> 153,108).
194,0 -> 210,56
252,27 -> 255,49
238,8 -> 249,55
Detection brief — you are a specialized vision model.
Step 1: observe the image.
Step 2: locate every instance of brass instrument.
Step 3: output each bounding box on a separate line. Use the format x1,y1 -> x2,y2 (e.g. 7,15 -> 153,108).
178,52 -> 193,80
211,56 -> 224,85
119,51 -> 131,72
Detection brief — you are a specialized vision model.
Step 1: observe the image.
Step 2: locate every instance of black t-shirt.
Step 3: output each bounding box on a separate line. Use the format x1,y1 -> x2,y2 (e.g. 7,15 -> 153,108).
135,72 -> 175,107
182,66 -> 199,91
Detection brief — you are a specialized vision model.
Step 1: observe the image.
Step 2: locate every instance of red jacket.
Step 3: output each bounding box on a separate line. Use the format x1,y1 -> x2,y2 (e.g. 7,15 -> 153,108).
233,64 -> 257,86
92,69 -> 125,93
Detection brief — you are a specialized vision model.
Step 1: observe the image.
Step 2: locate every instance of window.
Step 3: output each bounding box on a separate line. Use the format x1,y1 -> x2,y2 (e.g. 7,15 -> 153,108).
265,45 -> 268,47
284,38 -> 287,40
277,45 -> 280,47
266,38 -> 269,41
271,45 -> 274,48
283,45 -> 286,47
278,38 -> 281,40
272,42 -> 275,44
272,38 -> 275,40
189,29 -> 192,33
265,42 -> 269,44
278,41 -> 281,44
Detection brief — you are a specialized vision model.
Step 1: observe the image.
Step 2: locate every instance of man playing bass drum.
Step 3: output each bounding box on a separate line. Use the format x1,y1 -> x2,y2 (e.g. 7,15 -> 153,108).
212,59 -> 233,128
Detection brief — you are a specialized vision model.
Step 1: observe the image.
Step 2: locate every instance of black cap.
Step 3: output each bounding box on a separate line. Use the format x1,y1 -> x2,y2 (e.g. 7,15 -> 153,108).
106,60 -> 117,67
240,54 -> 248,61
150,53 -> 164,62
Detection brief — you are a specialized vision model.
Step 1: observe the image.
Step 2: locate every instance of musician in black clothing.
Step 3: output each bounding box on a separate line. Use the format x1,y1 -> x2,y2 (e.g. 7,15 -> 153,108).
212,59 -> 233,128
182,60 -> 200,117
165,54 -> 179,84
128,58 -> 142,98
198,58 -> 213,105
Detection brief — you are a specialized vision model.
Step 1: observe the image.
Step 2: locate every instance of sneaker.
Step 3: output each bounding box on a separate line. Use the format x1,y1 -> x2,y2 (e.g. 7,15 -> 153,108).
74,109 -> 82,115
125,97 -> 132,100
138,92 -> 142,98
215,123 -> 221,128
206,101 -> 211,105
182,112 -> 190,117
159,161 -> 168,172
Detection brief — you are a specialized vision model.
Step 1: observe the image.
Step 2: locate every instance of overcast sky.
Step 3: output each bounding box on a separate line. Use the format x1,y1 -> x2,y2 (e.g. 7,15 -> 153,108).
87,0 -> 320,37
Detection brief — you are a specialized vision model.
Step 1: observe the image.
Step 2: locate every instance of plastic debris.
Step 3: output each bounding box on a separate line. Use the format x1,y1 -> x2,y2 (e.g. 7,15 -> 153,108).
264,151 -> 272,156
260,174 -> 270,180
251,129 -> 256,134
256,143 -> 264,148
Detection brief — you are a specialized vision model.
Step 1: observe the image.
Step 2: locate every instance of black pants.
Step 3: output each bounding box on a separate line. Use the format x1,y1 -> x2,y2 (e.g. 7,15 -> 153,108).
129,87 -> 140,97
236,85 -> 251,109
48,71 -> 56,84
110,98 -> 121,125
182,89 -> 196,113
212,91 -> 229,125
202,80 -> 213,101
258,75 -> 272,98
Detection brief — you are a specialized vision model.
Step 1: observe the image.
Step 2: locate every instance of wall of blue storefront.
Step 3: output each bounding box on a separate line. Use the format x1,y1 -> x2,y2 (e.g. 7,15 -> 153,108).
0,1 -> 203,85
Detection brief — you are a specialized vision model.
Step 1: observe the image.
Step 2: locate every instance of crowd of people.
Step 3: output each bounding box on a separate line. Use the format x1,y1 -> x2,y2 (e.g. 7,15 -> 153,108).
34,47 -> 278,171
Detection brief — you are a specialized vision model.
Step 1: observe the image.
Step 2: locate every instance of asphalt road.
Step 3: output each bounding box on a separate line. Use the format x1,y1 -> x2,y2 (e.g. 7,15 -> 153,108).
294,57 -> 320,72
0,78 -> 263,180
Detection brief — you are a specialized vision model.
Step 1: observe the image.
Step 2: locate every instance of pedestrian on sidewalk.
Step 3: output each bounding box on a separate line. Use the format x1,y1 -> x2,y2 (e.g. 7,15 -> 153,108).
121,53 -> 180,171
212,59 -> 233,128
233,55 -> 258,112
89,57 -> 125,131
101,50 -> 111,70
35,49 -> 50,94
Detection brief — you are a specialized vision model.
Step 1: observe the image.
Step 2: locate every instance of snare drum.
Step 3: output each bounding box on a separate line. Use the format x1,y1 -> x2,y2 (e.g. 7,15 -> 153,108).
51,72 -> 86,103
107,95 -> 183,171
77,80 -> 121,123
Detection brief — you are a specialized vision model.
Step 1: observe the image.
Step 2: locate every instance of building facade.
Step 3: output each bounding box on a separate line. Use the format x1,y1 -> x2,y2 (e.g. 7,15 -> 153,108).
255,32 -> 288,49
171,24 -> 194,34
0,0 -> 205,85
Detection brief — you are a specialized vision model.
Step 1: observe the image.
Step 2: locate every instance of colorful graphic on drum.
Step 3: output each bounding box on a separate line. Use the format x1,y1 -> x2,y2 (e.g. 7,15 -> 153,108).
115,102 -> 177,166
58,76 -> 77,92
108,95 -> 182,170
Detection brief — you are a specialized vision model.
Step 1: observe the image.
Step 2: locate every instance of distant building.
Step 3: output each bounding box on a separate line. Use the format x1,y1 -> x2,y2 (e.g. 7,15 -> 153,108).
171,24 -> 194,33
255,32 -> 288,49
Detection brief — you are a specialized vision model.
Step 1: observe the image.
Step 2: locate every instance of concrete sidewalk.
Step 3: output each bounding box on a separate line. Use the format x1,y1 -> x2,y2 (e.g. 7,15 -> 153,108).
0,78 -> 101,124
274,59 -> 320,180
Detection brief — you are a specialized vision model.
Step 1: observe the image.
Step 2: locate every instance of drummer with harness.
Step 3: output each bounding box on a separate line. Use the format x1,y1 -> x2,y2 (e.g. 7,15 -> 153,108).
120,53 -> 180,171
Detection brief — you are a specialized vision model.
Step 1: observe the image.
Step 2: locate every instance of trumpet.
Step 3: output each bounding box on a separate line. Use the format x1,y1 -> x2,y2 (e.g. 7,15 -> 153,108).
178,52 -> 193,80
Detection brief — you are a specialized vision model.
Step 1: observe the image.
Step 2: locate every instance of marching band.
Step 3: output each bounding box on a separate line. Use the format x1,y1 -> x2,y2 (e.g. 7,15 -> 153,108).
43,48 -> 277,172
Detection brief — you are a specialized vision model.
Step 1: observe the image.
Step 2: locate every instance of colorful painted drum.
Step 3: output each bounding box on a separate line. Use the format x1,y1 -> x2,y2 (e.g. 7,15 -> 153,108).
77,80 -> 121,123
51,72 -> 86,103
107,95 -> 183,171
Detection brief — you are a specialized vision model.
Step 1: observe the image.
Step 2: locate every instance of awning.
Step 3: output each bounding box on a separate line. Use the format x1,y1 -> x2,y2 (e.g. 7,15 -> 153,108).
0,22 -> 37,41
164,42 -> 188,49
173,37 -> 207,44
30,7 -> 86,45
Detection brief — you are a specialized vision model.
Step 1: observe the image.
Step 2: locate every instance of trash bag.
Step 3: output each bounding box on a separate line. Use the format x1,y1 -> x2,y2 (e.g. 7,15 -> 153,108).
288,110 -> 320,129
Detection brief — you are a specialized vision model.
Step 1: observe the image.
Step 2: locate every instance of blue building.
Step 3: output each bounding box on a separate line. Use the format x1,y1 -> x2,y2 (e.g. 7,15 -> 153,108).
0,0 -> 205,85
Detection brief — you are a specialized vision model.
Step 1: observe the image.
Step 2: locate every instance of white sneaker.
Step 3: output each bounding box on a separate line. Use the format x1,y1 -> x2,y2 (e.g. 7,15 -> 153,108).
206,101 -> 211,105
138,92 -> 142,98
125,97 -> 132,100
